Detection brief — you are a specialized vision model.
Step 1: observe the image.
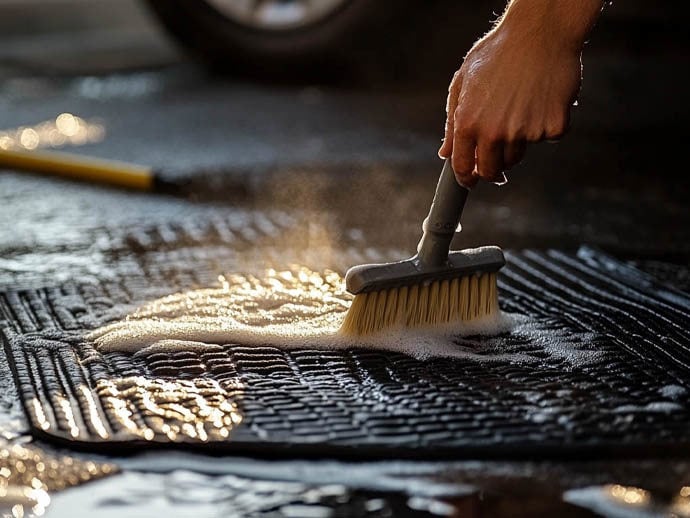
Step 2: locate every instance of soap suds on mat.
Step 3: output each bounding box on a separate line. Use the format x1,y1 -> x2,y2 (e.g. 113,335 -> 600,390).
87,266 -> 513,360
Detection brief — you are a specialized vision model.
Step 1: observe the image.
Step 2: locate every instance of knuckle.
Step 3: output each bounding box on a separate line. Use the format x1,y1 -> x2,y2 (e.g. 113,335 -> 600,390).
452,156 -> 473,175
453,104 -> 467,120
476,130 -> 503,149
453,122 -> 474,139
505,123 -> 525,141
454,116 -> 477,135
486,131 -> 504,146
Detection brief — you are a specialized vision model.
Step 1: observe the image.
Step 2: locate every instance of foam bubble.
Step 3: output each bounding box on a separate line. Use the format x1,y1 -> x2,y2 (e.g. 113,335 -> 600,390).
87,266 -> 514,360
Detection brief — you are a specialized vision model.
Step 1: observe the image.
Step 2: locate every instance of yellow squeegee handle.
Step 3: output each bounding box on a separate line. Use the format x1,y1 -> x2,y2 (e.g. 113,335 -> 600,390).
0,148 -> 154,191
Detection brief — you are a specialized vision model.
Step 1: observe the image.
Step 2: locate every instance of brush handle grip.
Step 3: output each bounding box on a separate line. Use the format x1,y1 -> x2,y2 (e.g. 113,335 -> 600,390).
416,159 -> 469,267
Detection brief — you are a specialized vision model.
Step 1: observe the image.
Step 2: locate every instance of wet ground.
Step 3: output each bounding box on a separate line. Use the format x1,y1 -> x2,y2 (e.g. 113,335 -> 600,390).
1,1 -> 690,517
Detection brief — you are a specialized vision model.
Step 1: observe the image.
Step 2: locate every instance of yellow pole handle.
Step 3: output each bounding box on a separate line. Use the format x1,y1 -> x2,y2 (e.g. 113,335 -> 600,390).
0,148 -> 154,191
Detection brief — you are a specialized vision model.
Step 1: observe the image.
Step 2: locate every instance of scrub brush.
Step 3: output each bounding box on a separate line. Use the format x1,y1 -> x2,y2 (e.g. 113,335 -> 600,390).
340,159 -> 505,336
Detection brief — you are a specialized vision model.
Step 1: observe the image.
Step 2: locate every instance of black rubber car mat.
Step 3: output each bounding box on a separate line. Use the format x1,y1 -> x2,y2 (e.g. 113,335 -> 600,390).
2,248 -> 690,459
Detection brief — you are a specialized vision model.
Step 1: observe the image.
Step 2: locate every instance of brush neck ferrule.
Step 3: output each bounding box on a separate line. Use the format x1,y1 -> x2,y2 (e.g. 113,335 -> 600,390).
416,159 -> 469,268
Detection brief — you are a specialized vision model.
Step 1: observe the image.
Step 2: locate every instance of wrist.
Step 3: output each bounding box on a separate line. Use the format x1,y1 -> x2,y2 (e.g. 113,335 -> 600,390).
497,0 -> 603,54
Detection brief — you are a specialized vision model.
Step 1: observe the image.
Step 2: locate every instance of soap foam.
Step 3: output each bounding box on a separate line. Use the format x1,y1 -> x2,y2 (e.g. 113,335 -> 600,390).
87,266 -> 514,360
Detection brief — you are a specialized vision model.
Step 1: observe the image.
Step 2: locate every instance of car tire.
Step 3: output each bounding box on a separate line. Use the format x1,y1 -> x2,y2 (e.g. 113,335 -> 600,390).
144,0 -> 429,80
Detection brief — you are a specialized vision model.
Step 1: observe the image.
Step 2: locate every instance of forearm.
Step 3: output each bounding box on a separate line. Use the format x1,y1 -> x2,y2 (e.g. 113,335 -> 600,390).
496,0 -> 604,52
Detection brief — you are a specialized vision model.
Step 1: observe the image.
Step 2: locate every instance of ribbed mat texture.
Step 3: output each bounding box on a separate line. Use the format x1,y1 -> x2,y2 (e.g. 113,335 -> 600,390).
2,247 -> 689,458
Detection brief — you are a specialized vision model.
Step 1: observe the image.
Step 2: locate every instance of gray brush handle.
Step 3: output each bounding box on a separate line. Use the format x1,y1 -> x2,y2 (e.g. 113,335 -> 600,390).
416,159 -> 470,267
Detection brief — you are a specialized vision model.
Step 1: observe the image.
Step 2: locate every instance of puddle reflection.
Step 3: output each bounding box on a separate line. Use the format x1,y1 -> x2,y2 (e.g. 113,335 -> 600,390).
673,486 -> 690,516
565,483 -> 690,518
0,440 -> 116,517
606,483 -> 650,506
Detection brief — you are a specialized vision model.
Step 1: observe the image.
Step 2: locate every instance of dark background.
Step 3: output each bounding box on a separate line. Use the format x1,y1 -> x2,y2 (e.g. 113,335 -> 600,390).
0,0 -> 688,263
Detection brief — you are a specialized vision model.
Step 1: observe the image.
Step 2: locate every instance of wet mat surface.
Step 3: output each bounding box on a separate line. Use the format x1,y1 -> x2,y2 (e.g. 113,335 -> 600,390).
2,241 -> 689,459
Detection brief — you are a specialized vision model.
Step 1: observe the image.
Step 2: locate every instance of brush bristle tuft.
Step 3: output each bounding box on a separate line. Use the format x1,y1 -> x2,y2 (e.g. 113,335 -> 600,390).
340,273 -> 499,336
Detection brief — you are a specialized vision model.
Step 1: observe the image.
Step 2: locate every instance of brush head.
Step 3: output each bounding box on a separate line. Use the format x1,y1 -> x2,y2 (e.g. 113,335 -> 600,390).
340,246 -> 506,336
345,246 -> 505,295
340,271 -> 501,336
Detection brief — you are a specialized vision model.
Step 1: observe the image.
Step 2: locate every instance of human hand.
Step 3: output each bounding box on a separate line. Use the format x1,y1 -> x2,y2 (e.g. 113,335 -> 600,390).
439,10 -> 585,187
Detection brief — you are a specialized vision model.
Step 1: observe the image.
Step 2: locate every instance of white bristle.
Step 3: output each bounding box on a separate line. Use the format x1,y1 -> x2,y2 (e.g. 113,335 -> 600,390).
340,272 -> 500,336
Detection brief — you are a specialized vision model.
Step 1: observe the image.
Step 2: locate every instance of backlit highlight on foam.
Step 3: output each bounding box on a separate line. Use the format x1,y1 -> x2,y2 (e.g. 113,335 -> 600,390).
87,266 -> 511,360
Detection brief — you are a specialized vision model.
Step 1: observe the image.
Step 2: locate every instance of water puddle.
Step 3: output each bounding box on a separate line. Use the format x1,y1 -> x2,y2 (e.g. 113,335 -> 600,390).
565,484 -> 690,517
0,440 -> 117,517
45,469 -> 599,518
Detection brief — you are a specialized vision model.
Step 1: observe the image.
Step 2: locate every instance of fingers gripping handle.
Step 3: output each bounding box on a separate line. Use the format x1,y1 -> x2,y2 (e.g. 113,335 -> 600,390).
416,159 -> 469,267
